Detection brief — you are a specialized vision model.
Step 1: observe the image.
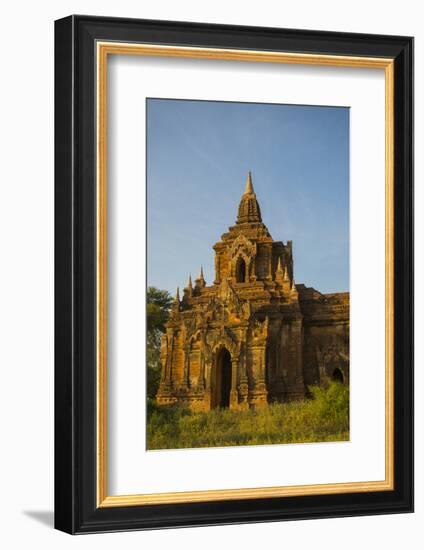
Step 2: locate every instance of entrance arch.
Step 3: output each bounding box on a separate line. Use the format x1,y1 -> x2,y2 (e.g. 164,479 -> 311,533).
212,348 -> 232,408
235,256 -> 246,283
332,367 -> 344,384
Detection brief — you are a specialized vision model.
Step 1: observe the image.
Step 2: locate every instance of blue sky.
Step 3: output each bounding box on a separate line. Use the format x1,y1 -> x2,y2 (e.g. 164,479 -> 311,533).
147,98 -> 349,295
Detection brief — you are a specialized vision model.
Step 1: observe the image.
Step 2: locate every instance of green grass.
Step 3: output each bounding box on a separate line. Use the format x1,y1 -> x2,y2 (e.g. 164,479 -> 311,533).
147,382 -> 349,450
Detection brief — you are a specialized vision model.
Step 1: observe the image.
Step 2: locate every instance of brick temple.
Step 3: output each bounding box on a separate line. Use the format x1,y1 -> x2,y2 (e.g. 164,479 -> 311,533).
156,173 -> 349,411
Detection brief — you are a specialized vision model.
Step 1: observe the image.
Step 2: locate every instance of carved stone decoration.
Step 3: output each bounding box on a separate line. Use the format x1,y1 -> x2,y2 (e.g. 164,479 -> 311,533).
217,278 -> 245,319
156,174 -> 349,411
229,234 -> 257,284
159,334 -> 168,382
230,234 -> 257,259
251,316 -> 269,345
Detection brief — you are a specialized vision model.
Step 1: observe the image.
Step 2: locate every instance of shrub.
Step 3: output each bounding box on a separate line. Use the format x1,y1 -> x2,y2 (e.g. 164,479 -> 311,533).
307,381 -> 349,424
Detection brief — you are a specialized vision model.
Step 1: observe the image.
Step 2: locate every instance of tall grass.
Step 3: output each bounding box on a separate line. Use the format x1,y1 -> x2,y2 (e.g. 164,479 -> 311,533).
147,382 -> 349,450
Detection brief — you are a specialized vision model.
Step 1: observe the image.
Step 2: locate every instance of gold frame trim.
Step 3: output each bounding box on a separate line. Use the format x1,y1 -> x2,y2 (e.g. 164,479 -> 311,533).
96,42 -> 395,508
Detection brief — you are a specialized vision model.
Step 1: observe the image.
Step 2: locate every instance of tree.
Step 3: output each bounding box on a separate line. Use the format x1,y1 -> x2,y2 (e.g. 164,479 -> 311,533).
146,287 -> 173,398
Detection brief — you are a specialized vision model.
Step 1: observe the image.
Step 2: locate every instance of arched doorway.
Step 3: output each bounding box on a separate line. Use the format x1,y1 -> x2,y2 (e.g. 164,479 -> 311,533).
235,257 -> 246,283
332,367 -> 344,384
212,348 -> 232,408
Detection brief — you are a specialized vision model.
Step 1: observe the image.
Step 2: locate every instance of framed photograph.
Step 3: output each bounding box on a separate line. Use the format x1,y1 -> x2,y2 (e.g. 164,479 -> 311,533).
54,15 -> 413,534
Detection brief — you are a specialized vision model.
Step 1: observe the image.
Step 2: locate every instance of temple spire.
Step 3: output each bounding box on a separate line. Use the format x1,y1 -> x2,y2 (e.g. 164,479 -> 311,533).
183,275 -> 193,301
195,266 -> 206,289
245,171 -> 254,194
171,286 -> 181,313
237,171 -> 262,224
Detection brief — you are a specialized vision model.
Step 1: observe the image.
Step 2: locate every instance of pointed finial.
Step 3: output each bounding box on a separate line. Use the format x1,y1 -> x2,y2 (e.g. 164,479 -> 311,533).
290,278 -> 298,302
188,274 -> 193,289
275,257 -> 284,282
283,266 -> 290,281
172,286 -> 181,312
244,171 -> 254,194
237,171 -> 262,224
195,266 -> 206,289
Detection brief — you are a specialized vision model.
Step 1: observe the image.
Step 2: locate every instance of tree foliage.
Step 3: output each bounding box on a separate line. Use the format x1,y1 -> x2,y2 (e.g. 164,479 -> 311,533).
147,287 -> 173,334
146,287 -> 173,398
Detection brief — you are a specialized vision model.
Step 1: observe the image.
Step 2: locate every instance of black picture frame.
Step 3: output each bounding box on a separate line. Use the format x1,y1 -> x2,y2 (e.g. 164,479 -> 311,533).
55,15 -> 414,534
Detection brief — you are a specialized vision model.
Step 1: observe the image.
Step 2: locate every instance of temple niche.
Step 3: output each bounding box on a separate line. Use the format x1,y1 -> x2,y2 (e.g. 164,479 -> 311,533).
156,173 -> 349,411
